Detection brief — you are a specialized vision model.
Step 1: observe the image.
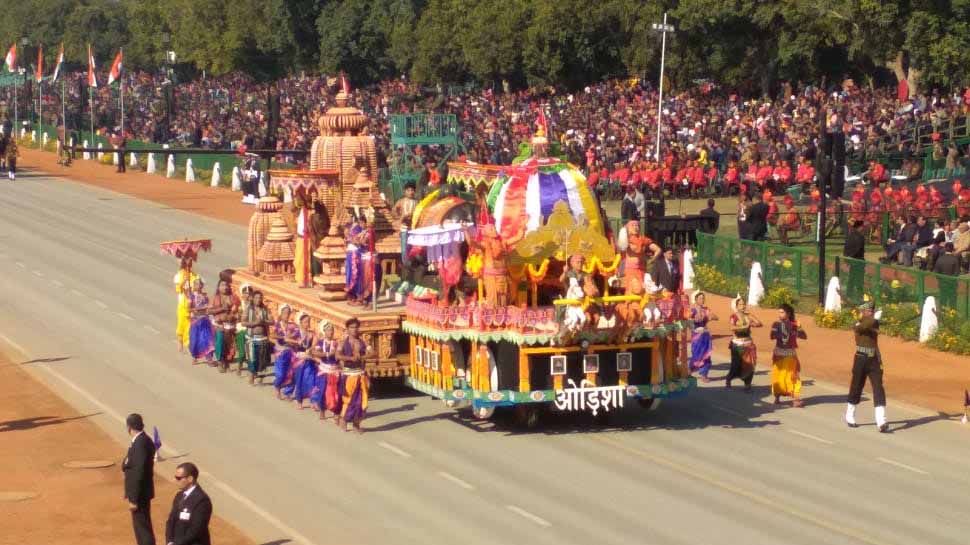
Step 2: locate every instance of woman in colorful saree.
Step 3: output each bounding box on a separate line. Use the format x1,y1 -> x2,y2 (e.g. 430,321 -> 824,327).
174,255 -> 198,352
770,303 -> 806,407
725,295 -> 762,391
187,278 -> 214,364
271,304 -> 299,400
310,321 -> 341,420
688,291 -> 717,382
290,313 -> 319,409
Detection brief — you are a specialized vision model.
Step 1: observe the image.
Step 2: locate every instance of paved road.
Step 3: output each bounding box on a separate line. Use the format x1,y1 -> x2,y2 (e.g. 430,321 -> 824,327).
2,170 -> 968,545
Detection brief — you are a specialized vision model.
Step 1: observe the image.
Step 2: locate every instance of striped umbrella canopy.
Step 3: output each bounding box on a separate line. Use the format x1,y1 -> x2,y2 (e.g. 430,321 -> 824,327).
487,157 -> 602,245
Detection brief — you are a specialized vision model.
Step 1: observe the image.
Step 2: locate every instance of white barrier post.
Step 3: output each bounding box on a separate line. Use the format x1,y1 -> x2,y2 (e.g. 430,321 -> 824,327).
185,158 -> 196,182
919,296 -> 938,343
166,154 -> 176,178
82,140 -> 91,160
129,151 -> 138,167
231,166 -> 241,191
747,262 -> 765,307
146,153 -> 157,174
97,142 -> 104,160
211,162 -> 221,187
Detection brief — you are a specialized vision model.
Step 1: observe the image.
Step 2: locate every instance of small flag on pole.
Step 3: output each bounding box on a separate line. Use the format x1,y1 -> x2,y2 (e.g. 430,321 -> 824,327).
152,426 -> 163,461
3,43 -> 15,72
340,71 -> 350,94
107,49 -> 123,85
35,44 -> 42,83
87,44 -> 97,88
51,43 -> 64,82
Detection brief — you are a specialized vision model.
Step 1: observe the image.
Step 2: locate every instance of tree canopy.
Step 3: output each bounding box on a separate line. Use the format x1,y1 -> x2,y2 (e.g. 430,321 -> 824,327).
0,0 -> 968,93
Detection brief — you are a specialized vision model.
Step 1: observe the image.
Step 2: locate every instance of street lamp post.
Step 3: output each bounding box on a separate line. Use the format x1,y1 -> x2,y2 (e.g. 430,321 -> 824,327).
651,13 -> 675,163
15,68 -> 25,138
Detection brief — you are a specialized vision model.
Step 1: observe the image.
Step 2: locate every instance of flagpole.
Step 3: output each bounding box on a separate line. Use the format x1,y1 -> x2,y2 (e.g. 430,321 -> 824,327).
13,77 -> 17,138
120,73 -> 125,140
38,78 -> 42,148
89,86 -> 94,146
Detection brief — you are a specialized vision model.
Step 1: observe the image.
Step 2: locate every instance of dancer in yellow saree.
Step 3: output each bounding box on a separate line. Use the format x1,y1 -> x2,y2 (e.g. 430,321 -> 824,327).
174,256 -> 199,351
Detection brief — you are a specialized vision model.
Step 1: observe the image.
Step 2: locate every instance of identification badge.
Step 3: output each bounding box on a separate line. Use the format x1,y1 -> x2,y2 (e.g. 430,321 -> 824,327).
179,510 -> 191,521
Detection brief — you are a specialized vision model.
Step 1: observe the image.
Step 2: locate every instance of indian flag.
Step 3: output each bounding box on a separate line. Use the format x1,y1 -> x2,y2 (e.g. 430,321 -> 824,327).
3,44 -> 15,72
51,43 -> 64,82
87,44 -> 97,88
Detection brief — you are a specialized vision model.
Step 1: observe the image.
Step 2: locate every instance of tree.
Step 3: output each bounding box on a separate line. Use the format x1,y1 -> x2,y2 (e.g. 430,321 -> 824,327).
317,0 -> 420,83
410,0 -> 467,84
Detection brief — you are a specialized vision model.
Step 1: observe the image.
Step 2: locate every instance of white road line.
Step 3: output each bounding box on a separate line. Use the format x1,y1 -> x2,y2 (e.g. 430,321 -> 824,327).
117,312 -> 134,321
70,289 -> 85,297
15,261 -> 25,268
787,429 -> 834,445
710,403 -> 745,417
877,457 -> 928,475
505,505 -> 552,528
0,333 -> 313,545
377,441 -> 413,459
94,300 -> 108,309
50,279 -> 64,288
143,325 -> 161,335
437,471 -> 476,491
32,270 -> 44,277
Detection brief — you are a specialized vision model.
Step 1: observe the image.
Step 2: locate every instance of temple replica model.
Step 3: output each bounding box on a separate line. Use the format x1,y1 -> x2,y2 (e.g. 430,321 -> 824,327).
220,80 -> 694,424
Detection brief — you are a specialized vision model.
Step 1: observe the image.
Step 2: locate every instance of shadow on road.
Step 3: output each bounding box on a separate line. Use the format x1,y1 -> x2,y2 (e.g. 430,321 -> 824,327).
259,540 -> 291,545
20,356 -> 71,365
886,411 -> 959,432
0,412 -> 101,432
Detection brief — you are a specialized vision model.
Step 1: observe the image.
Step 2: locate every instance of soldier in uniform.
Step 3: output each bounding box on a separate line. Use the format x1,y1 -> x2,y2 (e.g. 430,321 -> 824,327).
845,300 -> 888,433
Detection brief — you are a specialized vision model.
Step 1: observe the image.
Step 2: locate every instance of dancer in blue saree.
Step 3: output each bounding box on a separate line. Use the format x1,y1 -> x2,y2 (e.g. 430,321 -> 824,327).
188,278 -> 214,364
272,304 -> 299,400
291,313 -> 318,409
688,291 -> 718,382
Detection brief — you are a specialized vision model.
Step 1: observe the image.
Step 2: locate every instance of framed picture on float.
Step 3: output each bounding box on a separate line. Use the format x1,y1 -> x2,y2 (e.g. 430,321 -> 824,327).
616,352 -> 633,372
415,347 -> 424,366
431,351 -> 440,371
583,354 -> 600,374
550,355 -> 567,376
423,349 -> 433,369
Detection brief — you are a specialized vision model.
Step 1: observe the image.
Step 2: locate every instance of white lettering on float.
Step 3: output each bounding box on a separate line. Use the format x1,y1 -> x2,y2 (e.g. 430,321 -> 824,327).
553,379 -> 624,416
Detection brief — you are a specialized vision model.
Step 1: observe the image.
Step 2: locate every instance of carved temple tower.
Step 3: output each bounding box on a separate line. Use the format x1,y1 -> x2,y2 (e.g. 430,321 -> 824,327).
310,77 -> 398,301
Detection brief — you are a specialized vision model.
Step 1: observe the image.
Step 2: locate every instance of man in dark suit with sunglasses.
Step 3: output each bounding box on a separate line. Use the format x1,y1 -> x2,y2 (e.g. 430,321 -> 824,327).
123,413 -> 156,545
166,462 -> 213,545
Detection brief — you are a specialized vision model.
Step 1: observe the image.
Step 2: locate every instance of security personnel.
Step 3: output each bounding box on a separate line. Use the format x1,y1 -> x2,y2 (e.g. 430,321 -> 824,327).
845,300 -> 889,433
165,462 -> 212,545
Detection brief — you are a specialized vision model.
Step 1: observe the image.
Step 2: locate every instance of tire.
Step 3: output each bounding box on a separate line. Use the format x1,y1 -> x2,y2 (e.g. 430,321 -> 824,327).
637,397 -> 662,412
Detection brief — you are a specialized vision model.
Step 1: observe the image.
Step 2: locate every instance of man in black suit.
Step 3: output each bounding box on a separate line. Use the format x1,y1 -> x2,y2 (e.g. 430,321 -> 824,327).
166,462 -> 213,545
934,243 -> 961,276
746,193 -> 769,241
843,220 -> 866,260
698,199 -> 720,234
650,247 -> 680,292
123,413 -> 157,545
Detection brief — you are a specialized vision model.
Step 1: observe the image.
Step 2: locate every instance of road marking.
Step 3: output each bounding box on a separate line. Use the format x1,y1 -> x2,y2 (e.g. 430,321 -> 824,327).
117,312 -> 134,321
143,325 -> 161,335
505,505 -> 552,528
0,333 -> 314,545
15,261 -> 25,268
377,441 -> 412,459
31,270 -> 44,277
94,300 -> 108,309
710,403 -> 744,417
787,429 -> 834,445
877,457 -> 928,475
70,289 -> 85,297
437,471 -> 476,490
597,436 -> 892,545
50,279 -> 64,288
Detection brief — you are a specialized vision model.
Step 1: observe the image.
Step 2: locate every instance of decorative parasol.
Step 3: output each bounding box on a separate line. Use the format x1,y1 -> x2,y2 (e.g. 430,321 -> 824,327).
159,239 -> 212,259
487,157 -> 602,246
267,169 -> 340,193
513,201 -> 615,266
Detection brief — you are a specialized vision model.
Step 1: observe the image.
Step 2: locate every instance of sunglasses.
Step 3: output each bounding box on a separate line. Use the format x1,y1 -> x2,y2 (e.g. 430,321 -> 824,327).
174,475 -> 187,481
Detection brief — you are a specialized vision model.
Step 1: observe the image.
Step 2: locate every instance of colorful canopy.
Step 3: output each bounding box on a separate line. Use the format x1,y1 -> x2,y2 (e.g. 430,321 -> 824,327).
487,158 -> 602,245
159,238 -> 212,258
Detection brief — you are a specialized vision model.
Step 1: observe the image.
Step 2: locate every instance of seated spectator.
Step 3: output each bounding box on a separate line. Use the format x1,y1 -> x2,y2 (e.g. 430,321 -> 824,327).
933,242 -> 961,276
698,199 -> 720,234
900,215 -> 934,267
883,215 -> 915,264
953,222 -> 970,271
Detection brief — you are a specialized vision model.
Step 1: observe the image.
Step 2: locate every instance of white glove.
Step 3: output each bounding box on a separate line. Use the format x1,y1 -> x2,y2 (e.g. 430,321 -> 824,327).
874,310 -> 883,320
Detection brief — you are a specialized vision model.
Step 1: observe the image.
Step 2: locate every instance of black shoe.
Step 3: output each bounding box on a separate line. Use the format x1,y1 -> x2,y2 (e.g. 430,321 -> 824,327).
846,421 -> 858,428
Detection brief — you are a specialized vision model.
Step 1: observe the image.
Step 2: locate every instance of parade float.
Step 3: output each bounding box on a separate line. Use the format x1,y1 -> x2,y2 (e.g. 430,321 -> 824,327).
213,80 -> 694,424
402,126 -> 695,424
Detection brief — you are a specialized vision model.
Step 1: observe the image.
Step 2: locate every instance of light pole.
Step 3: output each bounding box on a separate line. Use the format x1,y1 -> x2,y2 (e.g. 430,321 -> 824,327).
15,68 -> 25,138
651,13 -> 675,163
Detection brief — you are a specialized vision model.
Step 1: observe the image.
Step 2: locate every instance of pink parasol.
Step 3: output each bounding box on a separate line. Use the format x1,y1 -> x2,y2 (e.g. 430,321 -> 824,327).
159,238 -> 213,259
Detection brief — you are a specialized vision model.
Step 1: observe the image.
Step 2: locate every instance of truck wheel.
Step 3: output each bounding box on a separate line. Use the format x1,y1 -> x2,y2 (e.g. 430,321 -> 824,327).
473,405 -> 495,420
637,398 -> 662,412
515,405 -> 541,429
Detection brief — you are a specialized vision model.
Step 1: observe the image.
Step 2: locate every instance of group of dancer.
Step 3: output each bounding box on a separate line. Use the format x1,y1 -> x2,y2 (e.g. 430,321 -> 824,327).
687,291 -> 889,431
173,257 -> 371,433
